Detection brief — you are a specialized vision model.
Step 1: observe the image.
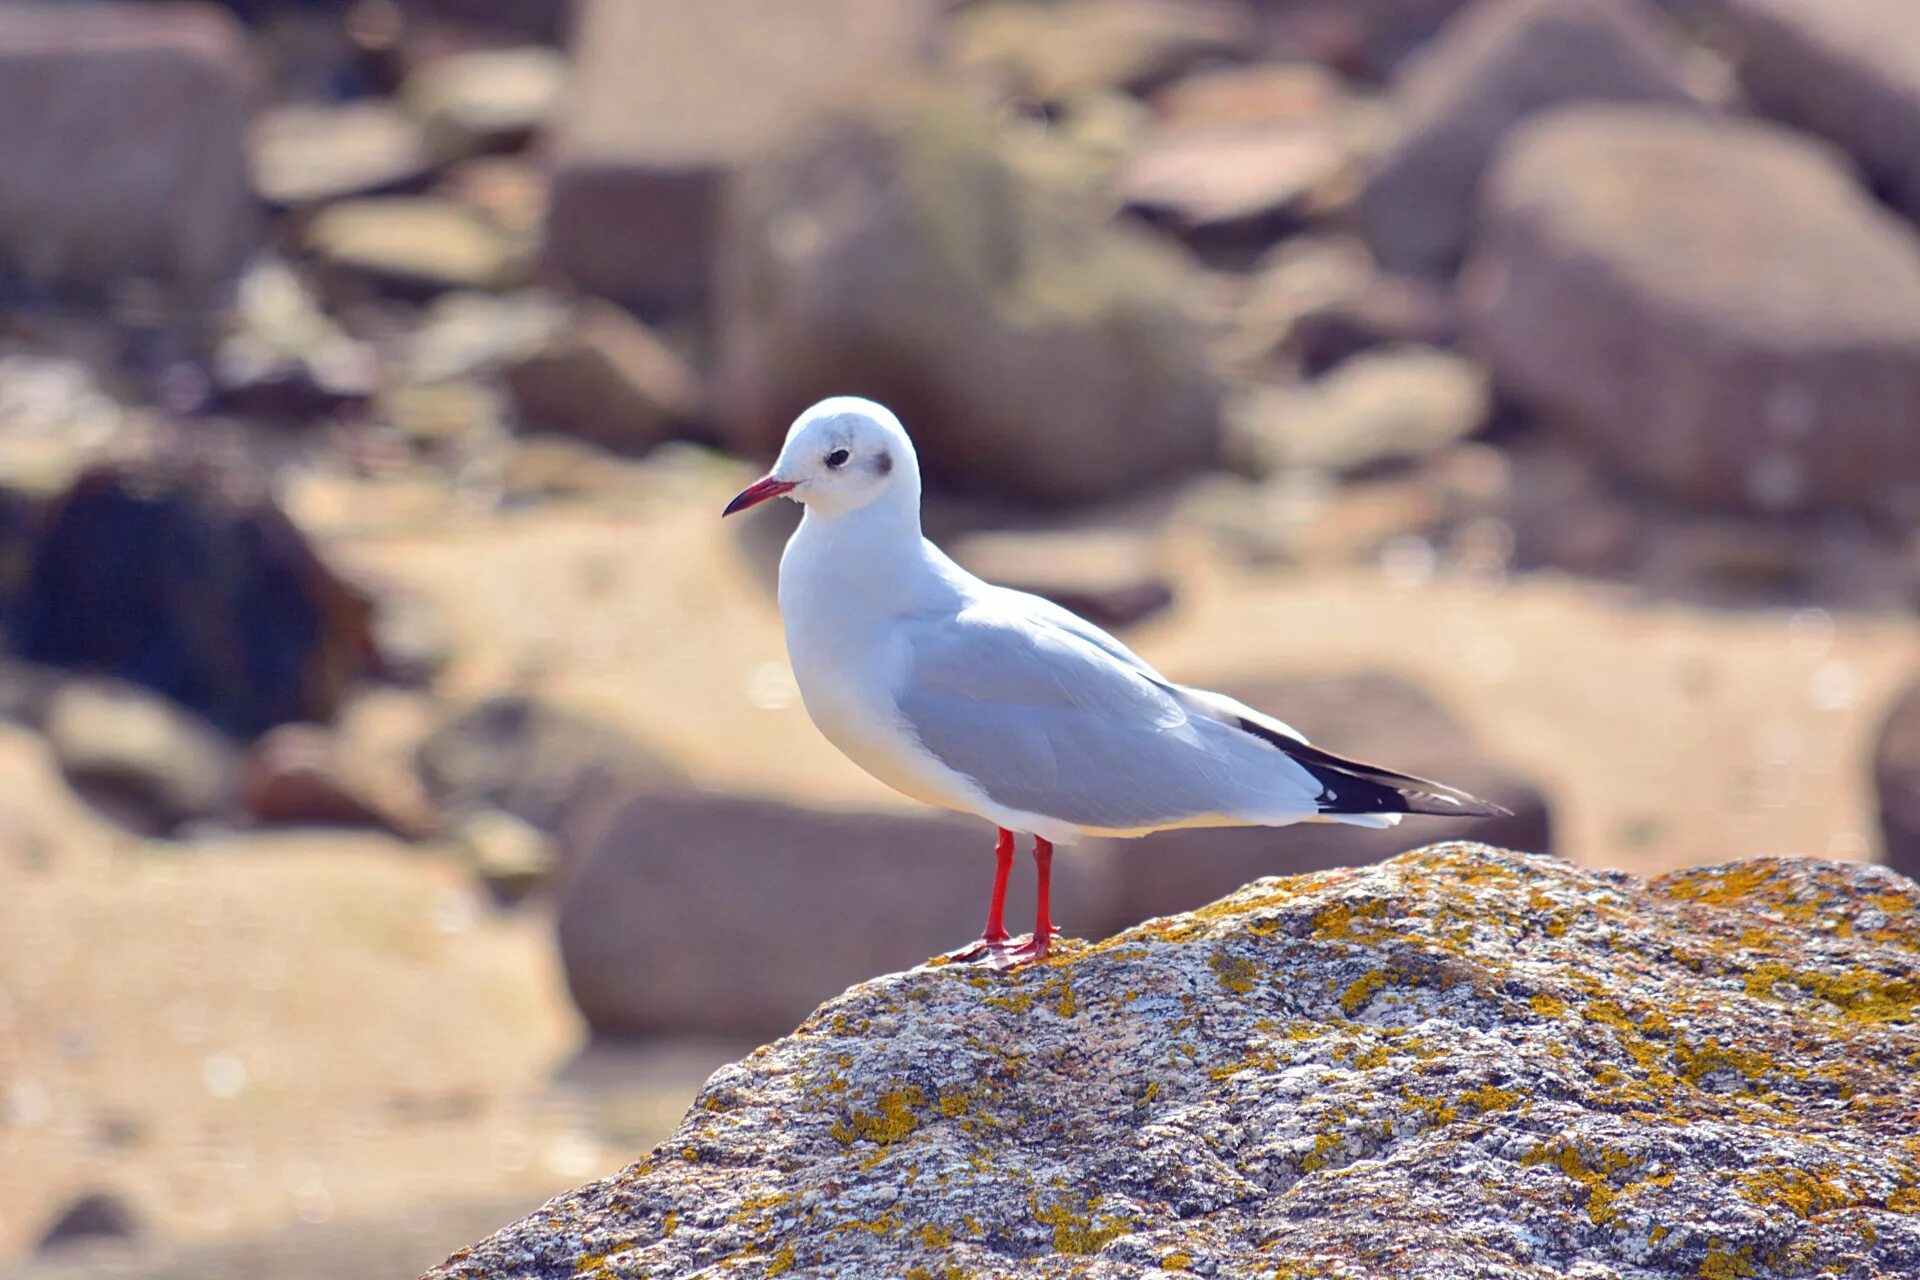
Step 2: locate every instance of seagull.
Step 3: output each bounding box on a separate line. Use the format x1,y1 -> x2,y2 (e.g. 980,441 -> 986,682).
724,397 -> 1508,966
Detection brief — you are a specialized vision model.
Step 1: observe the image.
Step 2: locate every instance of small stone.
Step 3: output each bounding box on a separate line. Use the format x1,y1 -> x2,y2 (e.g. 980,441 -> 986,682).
240,723 -> 424,837
307,197 -> 531,292
250,101 -> 433,205
450,808 -> 558,903
949,0 -> 1255,100
501,300 -> 703,454
35,1189 -> 140,1253
403,290 -> 571,385
44,678 -> 235,836
403,46 -> 568,158
1229,347 -> 1491,476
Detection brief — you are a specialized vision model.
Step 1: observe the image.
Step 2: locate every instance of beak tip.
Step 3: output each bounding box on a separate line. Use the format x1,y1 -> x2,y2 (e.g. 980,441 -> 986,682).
722,475 -> 796,517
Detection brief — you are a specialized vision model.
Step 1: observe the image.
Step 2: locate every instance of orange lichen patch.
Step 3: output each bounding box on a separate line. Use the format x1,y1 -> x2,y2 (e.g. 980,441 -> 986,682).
1888,1187 -> 1920,1213
830,1086 -> 926,1147
1522,1141 -> 1639,1226
1030,1192 -> 1134,1255
764,1243 -> 799,1275
1695,1241 -> 1758,1279
1531,992 -> 1569,1018
1736,1165 -> 1863,1218
1312,899 -> 1392,943
1457,1083 -> 1523,1115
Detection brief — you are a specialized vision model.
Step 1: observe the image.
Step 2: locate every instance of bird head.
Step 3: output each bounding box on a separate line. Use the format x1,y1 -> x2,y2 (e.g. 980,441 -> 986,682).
723,396 -> 920,519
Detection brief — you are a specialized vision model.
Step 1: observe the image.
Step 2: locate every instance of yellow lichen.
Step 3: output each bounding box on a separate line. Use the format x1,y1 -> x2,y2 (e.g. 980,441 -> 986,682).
1030,1192 -> 1134,1256
765,1243 -> 798,1275
1736,1166 -> 1860,1218
1209,951 -> 1258,995
1696,1242 -> 1757,1279
830,1086 -> 925,1147
1530,992 -> 1568,1018
1339,969 -> 1391,1015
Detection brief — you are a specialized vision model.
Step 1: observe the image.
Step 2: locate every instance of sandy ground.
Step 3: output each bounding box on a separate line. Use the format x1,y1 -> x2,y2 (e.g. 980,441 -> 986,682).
2,465 -> 1915,1267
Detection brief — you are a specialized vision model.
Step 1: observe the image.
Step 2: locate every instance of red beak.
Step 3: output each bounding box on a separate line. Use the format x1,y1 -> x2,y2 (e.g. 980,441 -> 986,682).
722,475 -> 797,516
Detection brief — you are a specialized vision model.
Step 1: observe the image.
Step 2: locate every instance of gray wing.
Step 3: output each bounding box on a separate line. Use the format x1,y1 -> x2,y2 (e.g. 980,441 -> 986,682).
894,599 -> 1320,830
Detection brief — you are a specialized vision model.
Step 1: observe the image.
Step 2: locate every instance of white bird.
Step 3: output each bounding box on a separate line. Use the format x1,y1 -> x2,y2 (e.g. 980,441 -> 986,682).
724,397 -> 1506,966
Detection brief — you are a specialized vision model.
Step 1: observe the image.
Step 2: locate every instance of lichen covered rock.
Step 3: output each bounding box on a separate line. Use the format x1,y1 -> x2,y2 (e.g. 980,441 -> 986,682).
428,843 -> 1920,1280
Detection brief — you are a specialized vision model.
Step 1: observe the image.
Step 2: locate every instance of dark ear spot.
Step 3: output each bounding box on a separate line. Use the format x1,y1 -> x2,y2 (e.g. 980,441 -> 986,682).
872,450 -> 893,477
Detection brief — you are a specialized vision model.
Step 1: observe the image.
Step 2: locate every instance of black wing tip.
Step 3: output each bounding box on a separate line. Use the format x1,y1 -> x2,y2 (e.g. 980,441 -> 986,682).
1233,716 -> 1511,820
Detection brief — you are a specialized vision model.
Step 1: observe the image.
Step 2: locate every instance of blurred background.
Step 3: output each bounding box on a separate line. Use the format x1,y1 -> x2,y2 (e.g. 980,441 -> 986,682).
2,0 -> 1919,1275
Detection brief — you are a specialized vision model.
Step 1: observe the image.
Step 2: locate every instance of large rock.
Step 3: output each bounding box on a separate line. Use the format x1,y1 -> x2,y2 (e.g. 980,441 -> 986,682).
1705,0 -> 1920,224
0,3 -> 260,302
1873,680 -> 1920,886
1102,674 -> 1549,930
542,0 -> 936,309
1359,0 -> 1703,278
556,790 -> 1118,1037
500,300 -> 703,454
433,844 -> 1920,1279
14,460 -> 378,738
1467,106 -> 1920,518
947,0 -> 1256,101
715,91 -> 1222,503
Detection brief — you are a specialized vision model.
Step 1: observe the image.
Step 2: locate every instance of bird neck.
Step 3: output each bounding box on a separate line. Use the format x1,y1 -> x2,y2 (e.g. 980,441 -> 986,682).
782,488 -> 943,615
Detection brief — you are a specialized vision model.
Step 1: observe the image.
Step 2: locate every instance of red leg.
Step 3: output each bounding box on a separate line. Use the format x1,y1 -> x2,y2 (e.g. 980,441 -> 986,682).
941,829 -> 1016,962
1002,837 -> 1056,965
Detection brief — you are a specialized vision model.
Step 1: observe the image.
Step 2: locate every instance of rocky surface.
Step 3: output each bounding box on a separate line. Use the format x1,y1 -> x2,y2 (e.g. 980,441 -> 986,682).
1360,0 -> 1704,278
542,0 -> 936,307
1707,0 -> 1920,223
715,89 -> 1221,503
1873,680 -> 1920,887
430,843 -> 1920,1279
0,2 -> 261,302
1468,105 -> 1920,518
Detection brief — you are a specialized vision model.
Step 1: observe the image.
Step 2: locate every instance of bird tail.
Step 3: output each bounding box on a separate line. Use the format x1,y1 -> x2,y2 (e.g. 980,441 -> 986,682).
1232,716 -> 1512,820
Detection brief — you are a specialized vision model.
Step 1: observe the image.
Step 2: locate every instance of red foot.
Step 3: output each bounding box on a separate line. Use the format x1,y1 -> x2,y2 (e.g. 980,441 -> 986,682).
984,929 -> 1054,969
941,933 -> 1012,964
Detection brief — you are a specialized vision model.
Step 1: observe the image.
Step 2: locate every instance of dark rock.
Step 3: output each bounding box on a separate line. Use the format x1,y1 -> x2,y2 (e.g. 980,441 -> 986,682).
448,808 -> 558,903
0,2 -> 261,303
15,459 -> 378,738
431,844 -> 1920,1280
1359,0 -> 1704,278
542,0 -> 937,308
1705,0 -> 1920,224
416,695 -> 681,850
1100,673 -> 1549,929
34,1191 -> 140,1253
556,789 -> 1119,1036
1467,106 -> 1920,518
43,678 -> 235,836
500,300 -> 703,454
715,89 -> 1222,504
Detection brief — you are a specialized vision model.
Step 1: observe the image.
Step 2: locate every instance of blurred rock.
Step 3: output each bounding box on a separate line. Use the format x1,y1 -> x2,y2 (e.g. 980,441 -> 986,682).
1359,0 -> 1703,278
15,460 -> 378,738
307,197 -> 530,293
716,90 -> 1222,504
543,0 -> 936,308
1100,673 -> 1551,929
1122,61 -> 1358,239
0,3 -> 261,302
1229,347 -> 1490,476
409,0 -> 566,39
557,790 -> 1120,1036
214,258 -> 378,419
1284,275 -> 1459,376
402,46 -> 567,159
1706,0 -> 1920,223
501,300 -> 703,454
499,436 -> 638,505
949,528 -> 1175,629
437,156 -> 550,243
1468,106 -> 1920,518
44,679 -> 235,836
1876,681 -> 1920,885
249,102 -> 432,206
1259,0 -> 1482,78
34,1191 -> 140,1253
402,290 -> 569,385
377,379 -> 508,453
948,0 -> 1255,101
417,695 -> 682,852
240,723 -> 423,836
448,808 -> 558,903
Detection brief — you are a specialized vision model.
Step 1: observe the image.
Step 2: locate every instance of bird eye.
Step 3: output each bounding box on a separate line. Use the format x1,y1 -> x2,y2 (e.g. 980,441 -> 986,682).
825,448 -> 850,468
